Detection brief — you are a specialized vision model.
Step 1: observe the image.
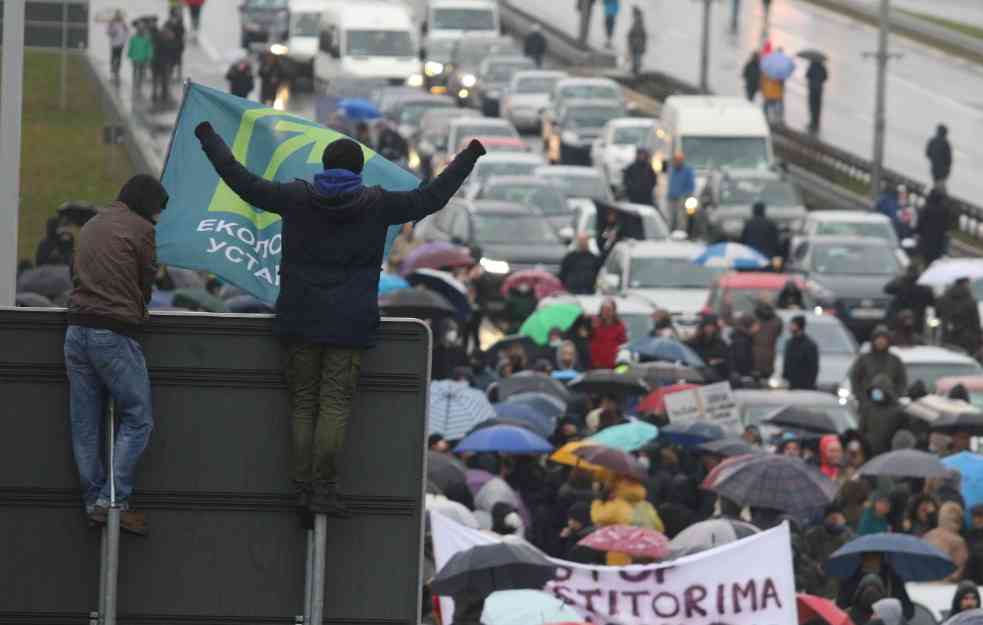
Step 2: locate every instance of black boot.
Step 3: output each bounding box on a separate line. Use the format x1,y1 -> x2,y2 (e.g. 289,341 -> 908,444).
309,482 -> 351,519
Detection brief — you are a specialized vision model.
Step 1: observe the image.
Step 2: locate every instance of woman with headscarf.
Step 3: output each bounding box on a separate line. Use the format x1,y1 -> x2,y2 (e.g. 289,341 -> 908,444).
590,299 -> 627,369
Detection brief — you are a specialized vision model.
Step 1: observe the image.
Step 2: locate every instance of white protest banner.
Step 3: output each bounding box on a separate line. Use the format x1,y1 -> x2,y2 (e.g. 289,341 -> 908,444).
430,511 -> 797,625
664,382 -> 740,433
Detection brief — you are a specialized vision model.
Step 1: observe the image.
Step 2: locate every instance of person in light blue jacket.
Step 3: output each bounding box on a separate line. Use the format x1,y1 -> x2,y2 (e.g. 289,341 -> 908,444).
602,0 -> 620,49
667,152 -> 696,232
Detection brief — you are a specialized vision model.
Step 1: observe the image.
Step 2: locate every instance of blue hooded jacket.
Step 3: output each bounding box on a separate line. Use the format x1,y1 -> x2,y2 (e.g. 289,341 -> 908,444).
667,164 -> 695,200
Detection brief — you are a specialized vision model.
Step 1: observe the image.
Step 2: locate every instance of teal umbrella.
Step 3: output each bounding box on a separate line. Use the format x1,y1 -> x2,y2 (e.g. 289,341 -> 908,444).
519,303 -> 583,345
482,590 -> 581,625
589,420 -> 659,452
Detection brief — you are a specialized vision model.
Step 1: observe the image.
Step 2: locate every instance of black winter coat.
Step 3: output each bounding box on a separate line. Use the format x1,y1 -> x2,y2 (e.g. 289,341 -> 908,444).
940,282 -> 982,355
199,129 -> 482,346
627,21 -> 647,54
688,333 -> 731,382
884,274 -> 934,330
623,161 -> 657,205
729,329 -> 755,379
917,191 -> 951,265
926,134 -> 953,180
783,333 -> 819,390
806,61 -> 828,93
524,31 -> 547,59
740,215 -> 781,259
558,250 -> 600,294
226,64 -> 255,98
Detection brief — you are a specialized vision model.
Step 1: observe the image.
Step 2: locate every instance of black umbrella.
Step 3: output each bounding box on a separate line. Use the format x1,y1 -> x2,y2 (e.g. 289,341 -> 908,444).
931,410 -> 983,436
379,288 -> 456,319
430,541 -> 556,596
797,49 -> 828,62
427,451 -> 468,492
484,335 -> 550,369
630,362 -> 705,386
568,371 -> 649,397
856,449 -> 949,479
695,437 -> 761,457
16,265 -> 72,300
762,405 -> 841,435
493,373 -> 571,403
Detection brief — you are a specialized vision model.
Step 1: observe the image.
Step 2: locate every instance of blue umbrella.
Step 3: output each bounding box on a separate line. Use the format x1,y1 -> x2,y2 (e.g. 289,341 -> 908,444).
430,380 -> 497,440
337,98 -> 381,120
692,242 -> 769,270
661,421 -> 726,447
943,451 -> 983,526
761,50 -> 796,80
379,272 -> 410,295
626,336 -> 705,367
454,425 -> 554,454
482,590 -> 581,625
493,402 -> 555,439
505,392 -> 567,420
826,533 -> 955,581
589,420 -> 658,451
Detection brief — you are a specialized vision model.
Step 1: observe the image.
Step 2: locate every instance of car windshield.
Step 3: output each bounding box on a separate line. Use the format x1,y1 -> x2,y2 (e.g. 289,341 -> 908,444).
612,126 -> 651,145
432,8 -> 497,31
776,321 -> 855,354
456,42 -> 516,68
629,258 -> 725,288
540,173 -> 611,201
568,107 -> 622,129
483,184 -> 569,215
485,60 -> 533,82
455,124 -> 517,140
724,287 -> 814,318
810,243 -> 899,275
347,30 -> 414,57
474,162 -> 541,182
515,76 -> 561,94
292,12 -> 320,37
907,362 -> 983,392
426,39 -> 456,63
473,214 -> 560,244
680,136 -> 770,170
720,179 -> 801,206
559,85 -> 622,100
399,101 -> 454,126
815,221 -> 898,244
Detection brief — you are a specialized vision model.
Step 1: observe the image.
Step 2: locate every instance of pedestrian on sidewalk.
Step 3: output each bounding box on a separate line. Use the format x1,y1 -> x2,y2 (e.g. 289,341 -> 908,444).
259,52 -> 285,106
127,20 -> 154,94
806,58 -> 828,133
627,6 -> 647,76
761,73 -> 784,124
762,0 -> 772,23
151,20 -> 178,104
602,0 -> 620,50
166,8 -> 186,83
226,59 -> 255,99
577,0 -> 596,45
926,124 -> 953,189
185,0 -> 205,34
193,122 -> 486,517
742,51 -> 760,102
730,0 -> 741,32
524,25 -> 547,69
917,187 -> 951,266
65,174 -> 169,536
107,10 -> 130,81
667,151 -> 695,233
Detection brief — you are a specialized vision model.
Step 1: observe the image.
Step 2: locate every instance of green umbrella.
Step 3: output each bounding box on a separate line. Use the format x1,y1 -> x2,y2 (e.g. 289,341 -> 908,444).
518,303 -> 582,345
589,421 -> 659,452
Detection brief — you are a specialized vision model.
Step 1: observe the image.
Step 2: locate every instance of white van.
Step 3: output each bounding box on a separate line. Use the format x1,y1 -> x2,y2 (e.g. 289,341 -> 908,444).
425,0 -> 500,41
279,0 -> 322,76
315,2 -> 420,84
661,96 -> 773,177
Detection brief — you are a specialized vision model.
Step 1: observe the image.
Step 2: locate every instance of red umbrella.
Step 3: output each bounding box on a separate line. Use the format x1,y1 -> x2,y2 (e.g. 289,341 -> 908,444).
636,383 -> 700,415
500,269 -> 565,300
400,242 -> 474,276
700,453 -> 758,490
577,525 -> 670,560
796,593 -> 855,625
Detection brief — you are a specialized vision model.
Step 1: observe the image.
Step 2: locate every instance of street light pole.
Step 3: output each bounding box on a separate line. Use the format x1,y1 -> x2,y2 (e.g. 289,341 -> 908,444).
0,0 -> 26,307
700,0 -> 712,93
870,0 -> 890,197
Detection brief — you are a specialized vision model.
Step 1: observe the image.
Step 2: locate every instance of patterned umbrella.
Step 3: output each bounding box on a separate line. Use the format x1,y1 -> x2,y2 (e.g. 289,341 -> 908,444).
700,453 -> 759,489
578,525 -> 669,560
826,533 -> 955,581
589,421 -> 659,452
691,242 -> 769,270
572,445 -> 648,481
429,380 -> 497,440
856,449 -> 949,479
669,518 -> 760,556
707,455 -> 838,522
400,241 -> 474,276
501,270 -> 566,301
493,402 -> 555,438
505,392 -> 567,420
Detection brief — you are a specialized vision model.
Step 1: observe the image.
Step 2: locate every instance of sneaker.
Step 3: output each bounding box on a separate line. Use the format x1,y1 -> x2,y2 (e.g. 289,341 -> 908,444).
309,484 -> 352,519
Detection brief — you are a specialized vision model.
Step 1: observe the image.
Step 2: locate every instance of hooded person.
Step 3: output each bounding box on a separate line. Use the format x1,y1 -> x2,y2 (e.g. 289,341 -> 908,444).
838,556 -> 913,622
490,501 -> 524,536
741,201 -> 781,261
938,277 -> 983,357
558,501 -> 603,564
891,309 -> 924,347
859,490 -> 893,535
194,122 -> 485,517
784,315 -> 820,391
917,188 -> 952,266
687,313 -> 731,382
926,123 -> 953,185
818,435 -> 844,481
870,598 -> 905,625
951,579 -> 982,616
728,312 -> 757,383
859,373 -> 907,457
804,502 -> 855,599
923,501 -> 969,582
884,263 -> 934,332
591,476 -> 663,564
752,300 -> 782,379
777,280 -> 805,309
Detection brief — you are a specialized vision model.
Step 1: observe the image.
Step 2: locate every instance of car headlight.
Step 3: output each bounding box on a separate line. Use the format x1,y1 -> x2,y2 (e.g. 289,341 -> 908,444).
768,376 -> 788,390
480,257 -> 510,274
461,73 -> 477,88
424,61 -> 444,77
684,196 -> 699,214
269,43 -> 288,56
457,88 -> 470,100
561,130 -> 579,144
406,73 -> 424,87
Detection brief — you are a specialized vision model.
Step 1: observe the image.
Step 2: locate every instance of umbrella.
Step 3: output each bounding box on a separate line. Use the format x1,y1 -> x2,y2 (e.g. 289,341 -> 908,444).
660,421 -> 726,447
826,533 -> 955,581
429,379 -> 497,440
669,518 -> 760,556
469,470 -> 531,525
932,409 -> 983,436
484,335 -> 550,369
493,402 -> 555,439
16,265 -> 71,300
430,542 -> 555,596
400,242 -> 473,276
691,242 -> 769,270
700,453 -> 760,490
505,392 -> 567,420
15,292 -> 55,307
632,362 -> 706,386
548,440 -> 607,474
625,336 -> 705,367
379,272 -> 410,295
519,304 -> 583,346
696,437 -> 760,457
917,259 -> 983,288
943,452 -> 983,524
428,450 -> 469,492
796,49 -> 828,63
469,418 -> 543,435
577,525 -> 669,560
455,425 -> 554,454
494,373 -> 571,403
337,97 -> 381,120
380,288 -> 456,319
225,294 -> 273,313
173,288 -> 227,312
407,269 -> 472,320
637,383 -> 700,414
763,405 -> 842,435
945,609 -> 983,625
501,270 -> 566,301
426,494 -> 478,529
568,371 -> 649,397
588,421 -> 659,452
761,50 -> 796,81
856,449 -> 949,479
482,590 -> 581,625
572,445 -> 648,481
707,454 -> 838,522
796,594 -> 853,625
904,394 -> 979,424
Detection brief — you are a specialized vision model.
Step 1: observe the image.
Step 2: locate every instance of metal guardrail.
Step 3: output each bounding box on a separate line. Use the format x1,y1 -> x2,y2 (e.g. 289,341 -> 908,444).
498,1 -> 617,69
0,1 -> 89,49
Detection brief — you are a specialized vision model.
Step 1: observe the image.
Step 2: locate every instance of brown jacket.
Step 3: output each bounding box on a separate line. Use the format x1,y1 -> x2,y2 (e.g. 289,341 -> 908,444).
67,202 -> 157,335
923,501 -> 968,582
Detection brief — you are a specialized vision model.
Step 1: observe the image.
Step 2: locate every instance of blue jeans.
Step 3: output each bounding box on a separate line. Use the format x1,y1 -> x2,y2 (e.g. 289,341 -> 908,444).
64,326 -> 154,511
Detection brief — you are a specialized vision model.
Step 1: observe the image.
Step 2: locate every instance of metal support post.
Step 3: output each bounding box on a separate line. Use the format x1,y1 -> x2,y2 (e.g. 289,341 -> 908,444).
302,529 -> 314,622
309,514 -> 328,625
60,2 -> 69,111
870,0 -> 890,197
97,402 -> 120,625
0,0 -> 25,306
699,0 -> 712,93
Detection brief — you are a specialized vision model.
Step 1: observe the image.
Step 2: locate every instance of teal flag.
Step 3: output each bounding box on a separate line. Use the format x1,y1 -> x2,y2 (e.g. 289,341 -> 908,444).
157,82 -> 415,304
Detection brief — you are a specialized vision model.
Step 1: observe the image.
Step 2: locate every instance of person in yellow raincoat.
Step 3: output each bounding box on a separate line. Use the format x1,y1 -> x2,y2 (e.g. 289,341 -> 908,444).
590,475 -> 664,565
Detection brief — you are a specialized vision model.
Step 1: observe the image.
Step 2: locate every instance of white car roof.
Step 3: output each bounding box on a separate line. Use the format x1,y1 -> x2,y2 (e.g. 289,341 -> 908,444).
735,389 -> 842,405
538,294 -> 656,315
807,210 -> 892,224
605,117 -> 658,130
449,117 -> 515,129
476,152 -> 545,165
617,240 -> 705,259
891,346 -> 981,365
332,3 -> 413,28
430,0 -> 497,8
663,96 -> 769,137
513,70 -> 568,81
534,165 -> 602,178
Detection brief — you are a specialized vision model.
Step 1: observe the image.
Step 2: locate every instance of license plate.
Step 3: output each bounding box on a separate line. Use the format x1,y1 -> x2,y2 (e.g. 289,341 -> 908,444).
852,308 -> 885,319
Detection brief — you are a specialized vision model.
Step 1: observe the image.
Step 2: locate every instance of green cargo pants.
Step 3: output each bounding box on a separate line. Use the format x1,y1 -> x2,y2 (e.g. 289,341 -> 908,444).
285,342 -> 362,488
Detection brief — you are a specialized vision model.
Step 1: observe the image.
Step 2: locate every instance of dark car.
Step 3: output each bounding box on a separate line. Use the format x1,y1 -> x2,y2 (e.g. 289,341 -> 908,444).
697,169 -> 807,243
475,55 -> 535,117
446,36 -> 520,106
547,99 -> 626,166
239,0 -> 289,49
787,236 -> 904,340
384,94 -> 456,140
476,175 -> 572,233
